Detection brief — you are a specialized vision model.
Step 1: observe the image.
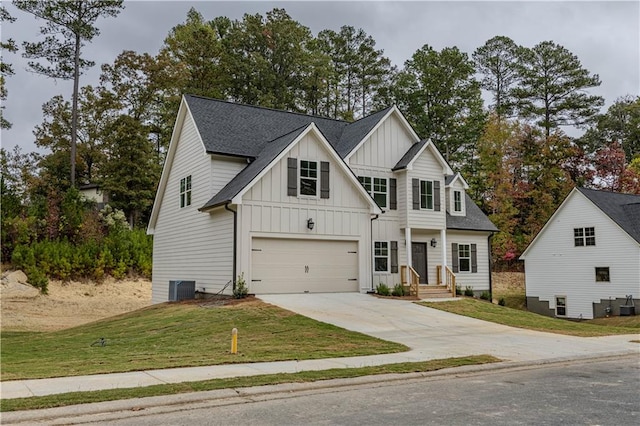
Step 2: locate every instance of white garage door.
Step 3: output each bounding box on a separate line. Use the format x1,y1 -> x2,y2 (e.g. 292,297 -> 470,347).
251,238 -> 359,294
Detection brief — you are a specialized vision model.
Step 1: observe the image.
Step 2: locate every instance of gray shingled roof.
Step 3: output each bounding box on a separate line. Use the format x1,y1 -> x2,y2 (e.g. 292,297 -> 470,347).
200,125 -> 310,210
392,140 -> 427,171
447,194 -> 498,232
185,95 -> 389,159
578,187 -> 640,243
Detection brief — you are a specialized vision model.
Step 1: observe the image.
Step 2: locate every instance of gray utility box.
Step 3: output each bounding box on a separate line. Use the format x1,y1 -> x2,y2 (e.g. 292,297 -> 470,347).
620,305 -> 635,316
168,280 -> 196,301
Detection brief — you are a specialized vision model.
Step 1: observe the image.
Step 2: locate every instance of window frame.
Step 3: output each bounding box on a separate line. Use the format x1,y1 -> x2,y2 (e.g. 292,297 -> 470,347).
595,267 -> 610,283
574,227 -> 595,247
458,243 -> 471,273
420,180 -> 434,210
374,241 -> 390,273
453,190 -> 462,212
180,175 -> 192,208
299,160 -> 318,197
359,176 -> 387,208
555,296 -> 567,317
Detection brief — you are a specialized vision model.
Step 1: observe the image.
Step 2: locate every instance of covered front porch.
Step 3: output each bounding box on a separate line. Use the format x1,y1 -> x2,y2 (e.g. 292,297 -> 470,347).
400,227 -> 456,298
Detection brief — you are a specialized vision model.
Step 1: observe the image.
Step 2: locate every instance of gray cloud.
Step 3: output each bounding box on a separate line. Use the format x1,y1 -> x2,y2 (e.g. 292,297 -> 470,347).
2,0 -> 638,154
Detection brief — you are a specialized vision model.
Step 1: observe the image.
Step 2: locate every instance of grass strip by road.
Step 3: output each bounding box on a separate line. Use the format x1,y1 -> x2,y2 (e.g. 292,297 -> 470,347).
1,300 -> 406,381
0,355 -> 500,412
420,299 -> 640,337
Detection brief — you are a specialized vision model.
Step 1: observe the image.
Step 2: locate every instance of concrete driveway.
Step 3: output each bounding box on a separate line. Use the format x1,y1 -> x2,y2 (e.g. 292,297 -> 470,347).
259,293 -> 639,362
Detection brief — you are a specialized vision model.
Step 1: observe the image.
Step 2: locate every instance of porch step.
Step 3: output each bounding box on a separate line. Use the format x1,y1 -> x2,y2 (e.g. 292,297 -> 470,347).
417,285 -> 454,299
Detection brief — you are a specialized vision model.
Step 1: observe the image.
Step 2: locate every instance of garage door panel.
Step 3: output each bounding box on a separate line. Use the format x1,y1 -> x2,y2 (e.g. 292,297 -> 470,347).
252,238 -> 358,294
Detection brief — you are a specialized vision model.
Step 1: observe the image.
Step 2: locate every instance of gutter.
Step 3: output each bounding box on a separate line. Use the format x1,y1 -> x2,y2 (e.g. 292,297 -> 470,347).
370,214 -> 380,292
224,203 -> 237,291
488,233 -> 494,299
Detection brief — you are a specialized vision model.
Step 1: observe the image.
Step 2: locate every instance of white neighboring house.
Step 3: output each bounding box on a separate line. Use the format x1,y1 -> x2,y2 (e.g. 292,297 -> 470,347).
521,187 -> 640,319
147,95 -> 497,303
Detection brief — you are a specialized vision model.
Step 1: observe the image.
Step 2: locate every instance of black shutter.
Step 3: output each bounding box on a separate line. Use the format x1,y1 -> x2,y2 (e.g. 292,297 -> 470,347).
390,241 -> 398,273
412,179 -> 419,210
287,158 -> 297,196
452,243 -> 459,273
320,161 -> 330,199
389,178 -> 397,210
471,243 -> 477,273
434,180 -> 441,211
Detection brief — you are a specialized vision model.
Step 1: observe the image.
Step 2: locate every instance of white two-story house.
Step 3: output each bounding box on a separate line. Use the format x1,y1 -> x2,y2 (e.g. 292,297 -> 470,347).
147,95 -> 497,303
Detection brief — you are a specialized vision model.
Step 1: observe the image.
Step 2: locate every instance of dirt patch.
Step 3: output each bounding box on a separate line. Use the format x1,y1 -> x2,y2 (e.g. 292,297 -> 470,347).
1,271 -> 151,332
493,272 -> 525,294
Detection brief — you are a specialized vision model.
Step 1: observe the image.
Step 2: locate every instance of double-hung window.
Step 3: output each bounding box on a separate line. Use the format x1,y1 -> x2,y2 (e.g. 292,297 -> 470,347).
555,296 -> 567,317
420,180 -> 433,210
300,160 -> 318,196
595,267 -> 610,282
453,190 -> 462,212
359,176 -> 387,208
458,244 -> 471,272
374,241 -> 389,272
574,227 -> 595,246
180,175 -> 192,208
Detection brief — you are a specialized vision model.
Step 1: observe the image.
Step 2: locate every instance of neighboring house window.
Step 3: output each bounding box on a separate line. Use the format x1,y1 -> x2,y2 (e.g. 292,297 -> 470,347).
359,176 -> 387,208
454,190 -> 462,212
555,296 -> 567,317
299,160 -> 318,196
595,267 -> 610,282
420,180 -> 433,209
180,175 -> 192,208
458,244 -> 471,272
374,241 -> 389,272
574,227 -> 595,246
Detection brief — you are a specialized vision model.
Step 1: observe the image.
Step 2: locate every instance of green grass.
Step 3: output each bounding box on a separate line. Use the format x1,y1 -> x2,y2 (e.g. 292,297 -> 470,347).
0,355 -> 500,412
420,299 -> 640,337
1,301 -> 407,381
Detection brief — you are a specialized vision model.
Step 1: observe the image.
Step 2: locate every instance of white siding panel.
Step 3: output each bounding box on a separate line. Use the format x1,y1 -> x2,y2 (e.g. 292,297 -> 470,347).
372,218 -> 408,287
447,231 -> 492,292
350,113 -> 416,170
406,150 -> 446,230
152,114 -> 234,303
211,156 -> 246,196
524,192 -> 640,319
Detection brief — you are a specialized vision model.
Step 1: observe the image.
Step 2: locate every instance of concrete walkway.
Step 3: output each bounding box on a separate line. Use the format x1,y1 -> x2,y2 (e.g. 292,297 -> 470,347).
2,294 -> 638,399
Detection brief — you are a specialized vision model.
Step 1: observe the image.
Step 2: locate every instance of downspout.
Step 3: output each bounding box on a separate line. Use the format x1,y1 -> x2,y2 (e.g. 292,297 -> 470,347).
488,233 -> 494,300
370,214 -> 379,292
225,203 -> 237,291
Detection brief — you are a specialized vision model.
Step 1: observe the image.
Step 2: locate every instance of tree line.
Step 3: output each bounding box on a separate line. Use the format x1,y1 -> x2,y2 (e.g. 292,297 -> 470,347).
1,3 -> 639,280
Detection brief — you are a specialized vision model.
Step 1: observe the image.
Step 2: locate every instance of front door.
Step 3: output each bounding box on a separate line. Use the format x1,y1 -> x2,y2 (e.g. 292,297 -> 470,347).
411,242 -> 428,284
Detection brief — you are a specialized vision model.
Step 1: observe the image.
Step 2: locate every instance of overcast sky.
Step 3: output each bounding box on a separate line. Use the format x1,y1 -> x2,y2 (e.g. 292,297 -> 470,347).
2,0 -> 639,154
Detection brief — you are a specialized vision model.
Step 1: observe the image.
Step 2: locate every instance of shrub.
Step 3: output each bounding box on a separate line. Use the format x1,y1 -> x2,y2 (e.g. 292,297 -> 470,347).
498,298 -> 506,306
376,283 -> 390,296
455,285 -> 462,296
464,286 -> 474,297
233,273 -> 248,298
391,283 -> 406,297
24,266 -> 48,294
480,291 -> 491,301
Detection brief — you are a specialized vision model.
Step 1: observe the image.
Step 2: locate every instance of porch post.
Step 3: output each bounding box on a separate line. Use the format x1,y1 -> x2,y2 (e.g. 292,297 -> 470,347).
440,228 -> 447,284
405,227 -> 412,284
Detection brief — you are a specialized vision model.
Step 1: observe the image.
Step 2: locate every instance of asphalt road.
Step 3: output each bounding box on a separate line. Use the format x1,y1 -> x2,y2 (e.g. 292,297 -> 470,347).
22,355 -> 637,426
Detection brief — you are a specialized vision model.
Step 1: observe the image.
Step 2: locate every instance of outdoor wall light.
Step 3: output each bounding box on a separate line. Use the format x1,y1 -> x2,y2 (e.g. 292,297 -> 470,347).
307,218 -> 315,230
430,238 -> 437,248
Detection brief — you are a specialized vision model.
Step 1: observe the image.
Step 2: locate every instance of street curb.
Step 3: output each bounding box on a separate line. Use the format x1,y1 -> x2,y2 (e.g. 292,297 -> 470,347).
3,350 -> 637,425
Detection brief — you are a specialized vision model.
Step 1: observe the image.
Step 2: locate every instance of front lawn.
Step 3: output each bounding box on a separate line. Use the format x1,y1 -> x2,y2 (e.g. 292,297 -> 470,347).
420,298 -> 640,337
1,300 -> 407,381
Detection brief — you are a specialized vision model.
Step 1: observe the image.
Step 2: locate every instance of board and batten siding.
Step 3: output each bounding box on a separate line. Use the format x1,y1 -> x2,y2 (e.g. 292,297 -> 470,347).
406,150 -> 446,230
372,217 -> 408,288
348,112 -> 417,170
238,131 -> 374,292
152,112 -> 234,303
447,231 -> 492,292
523,192 -> 640,319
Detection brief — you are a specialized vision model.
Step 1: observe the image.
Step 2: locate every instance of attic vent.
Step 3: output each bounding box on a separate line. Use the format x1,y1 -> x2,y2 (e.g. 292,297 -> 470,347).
168,280 -> 196,301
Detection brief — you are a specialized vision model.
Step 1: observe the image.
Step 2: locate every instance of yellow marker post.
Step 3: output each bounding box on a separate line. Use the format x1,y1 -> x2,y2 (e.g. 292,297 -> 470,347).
231,328 -> 238,354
